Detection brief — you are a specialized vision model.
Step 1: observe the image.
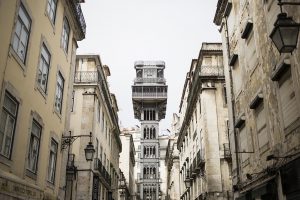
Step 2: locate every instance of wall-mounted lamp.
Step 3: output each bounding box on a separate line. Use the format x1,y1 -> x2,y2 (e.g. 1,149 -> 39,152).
184,169 -> 191,188
62,131 -> 95,162
270,0 -> 300,53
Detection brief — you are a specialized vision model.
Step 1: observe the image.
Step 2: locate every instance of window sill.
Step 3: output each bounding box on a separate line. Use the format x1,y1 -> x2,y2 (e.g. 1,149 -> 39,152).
26,169 -> 37,180
35,85 -> 48,103
8,46 -> 27,76
46,181 -> 55,190
0,154 -> 12,168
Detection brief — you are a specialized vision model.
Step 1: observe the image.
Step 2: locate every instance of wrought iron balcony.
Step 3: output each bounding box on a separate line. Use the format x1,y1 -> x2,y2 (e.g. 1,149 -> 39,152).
94,158 -> 111,186
223,143 -> 232,160
199,65 -> 224,77
132,92 -> 167,98
196,149 -> 205,169
134,77 -> 166,84
69,0 -> 86,39
74,71 -> 100,83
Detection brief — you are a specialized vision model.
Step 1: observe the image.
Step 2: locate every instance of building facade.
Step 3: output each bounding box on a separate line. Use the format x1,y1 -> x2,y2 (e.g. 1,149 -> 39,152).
177,43 -> 232,200
165,114 -> 181,200
214,0 -> 300,199
132,60 -> 168,200
119,128 -> 136,200
68,55 -> 122,200
0,0 -> 85,199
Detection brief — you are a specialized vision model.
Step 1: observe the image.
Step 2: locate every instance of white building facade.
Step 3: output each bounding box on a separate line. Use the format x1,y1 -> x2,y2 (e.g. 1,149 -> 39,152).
177,43 -> 232,200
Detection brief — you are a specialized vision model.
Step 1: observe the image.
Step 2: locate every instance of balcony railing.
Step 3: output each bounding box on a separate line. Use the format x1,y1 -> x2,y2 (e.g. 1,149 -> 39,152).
196,149 -> 205,168
74,71 -> 100,83
132,92 -> 167,98
94,158 -> 111,186
223,143 -> 232,160
134,77 -> 166,84
199,65 -> 224,77
70,0 -> 86,37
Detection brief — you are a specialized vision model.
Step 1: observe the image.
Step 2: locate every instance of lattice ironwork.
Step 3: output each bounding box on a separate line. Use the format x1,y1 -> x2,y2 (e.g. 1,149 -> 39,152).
74,71 -> 100,83
199,65 -> 224,77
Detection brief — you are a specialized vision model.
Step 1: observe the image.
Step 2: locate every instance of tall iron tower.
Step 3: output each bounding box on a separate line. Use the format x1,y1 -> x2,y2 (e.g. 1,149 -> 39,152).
132,61 -> 168,200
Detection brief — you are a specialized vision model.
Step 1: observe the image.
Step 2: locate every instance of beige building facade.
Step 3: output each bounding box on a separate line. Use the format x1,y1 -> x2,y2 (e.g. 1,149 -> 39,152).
214,0 -> 300,199
68,55 -> 122,200
165,114 -> 181,200
177,43 -> 232,200
0,0 -> 85,199
119,128 -> 136,200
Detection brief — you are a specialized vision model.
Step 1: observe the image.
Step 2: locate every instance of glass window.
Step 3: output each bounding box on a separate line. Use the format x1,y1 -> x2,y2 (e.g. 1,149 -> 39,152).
55,72 -> 64,113
47,0 -> 57,23
12,4 -> 31,63
0,92 -> 18,158
27,120 -> 42,173
61,17 -> 70,53
48,139 -> 58,183
37,44 -> 51,93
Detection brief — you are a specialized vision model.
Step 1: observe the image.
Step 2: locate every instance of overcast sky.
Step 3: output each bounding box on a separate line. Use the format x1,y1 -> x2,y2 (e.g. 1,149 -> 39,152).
77,0 -> 221,134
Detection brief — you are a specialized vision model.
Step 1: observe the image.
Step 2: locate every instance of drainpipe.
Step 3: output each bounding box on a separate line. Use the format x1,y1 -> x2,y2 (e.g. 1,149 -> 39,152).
223,16 -> 241,184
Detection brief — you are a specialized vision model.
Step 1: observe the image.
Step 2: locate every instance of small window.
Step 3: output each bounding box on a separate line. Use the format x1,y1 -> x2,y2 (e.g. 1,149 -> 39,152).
37,44 -> 51,93
61,17 -> 70,53
0,92 -> 19,158
47,139 -> 58,183
47,0 -> 57,24
27,120 -> 42,173
55,72 -> 64,113
12,4 -> 31,63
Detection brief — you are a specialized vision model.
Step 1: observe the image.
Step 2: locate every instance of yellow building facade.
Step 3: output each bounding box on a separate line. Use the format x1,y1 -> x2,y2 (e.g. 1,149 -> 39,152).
0,0 -> 85,199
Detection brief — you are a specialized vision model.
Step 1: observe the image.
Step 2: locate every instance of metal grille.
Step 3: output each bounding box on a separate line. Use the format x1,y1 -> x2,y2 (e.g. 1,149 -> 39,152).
74,71 -> 100,83
199,65 -> 224,77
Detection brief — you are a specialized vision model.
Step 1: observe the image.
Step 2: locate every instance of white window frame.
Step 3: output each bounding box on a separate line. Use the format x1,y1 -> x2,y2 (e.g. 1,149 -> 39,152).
12,3 -> 31,63
0,92 -> 18,158
55,72 -> 64,113
47,138 -> 58,183
61,17 -> 70,53
27,120 -> 42,174
37,43 -> 51,93
46,0 -> 57,24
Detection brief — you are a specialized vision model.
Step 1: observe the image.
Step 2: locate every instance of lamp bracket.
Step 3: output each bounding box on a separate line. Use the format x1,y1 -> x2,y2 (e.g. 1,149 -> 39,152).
61,132 -> 92,150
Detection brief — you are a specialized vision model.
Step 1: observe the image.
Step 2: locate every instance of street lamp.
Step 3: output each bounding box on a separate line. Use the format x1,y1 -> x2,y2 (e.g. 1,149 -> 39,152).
184,169 -> 191,188
62,131 -> 95,162
270,0 -> 300,53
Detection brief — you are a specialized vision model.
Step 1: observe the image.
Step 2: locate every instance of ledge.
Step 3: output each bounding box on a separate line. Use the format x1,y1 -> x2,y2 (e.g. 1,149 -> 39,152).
229,54 -> 238,66
241,19 -> 253,39
271,59 -> 290,81
249,92 -> 263,109
235,114 -> 246,128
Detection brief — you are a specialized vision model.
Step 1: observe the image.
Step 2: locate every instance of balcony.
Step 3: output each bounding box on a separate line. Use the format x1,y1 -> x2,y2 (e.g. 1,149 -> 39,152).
74,71 -> 100,83
69,0 -> 86,39
134,77 -> 166,84
132,92 -> 167,99
196,149 -> 205,170
223,143 -> 232,160
199,65 -> 224,78
94,158 -> 111,186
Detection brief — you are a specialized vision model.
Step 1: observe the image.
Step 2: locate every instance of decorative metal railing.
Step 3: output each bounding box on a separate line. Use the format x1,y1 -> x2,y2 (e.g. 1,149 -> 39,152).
74,71 -> 100,83
132,92 -> 167,98
134,77 -> 166,84
199,65 -> 224,77
94,158 -> 111,186
70,0 -> 86,35
196,149 -> 205,167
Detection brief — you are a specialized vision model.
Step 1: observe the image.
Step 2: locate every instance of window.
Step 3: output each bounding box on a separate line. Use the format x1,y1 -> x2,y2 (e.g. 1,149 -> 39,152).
48,139 -> 58,183
255,102 -> 269,153
27,120 -> 42,173
61,17 -> 70,53
12,4 -> 31,63
278,68 -> 298,129
47,0 -> 57,23
37,44 -> 51,93
239,125 -> 250,166
55,72 -> 64,113
0,92 -> 18,158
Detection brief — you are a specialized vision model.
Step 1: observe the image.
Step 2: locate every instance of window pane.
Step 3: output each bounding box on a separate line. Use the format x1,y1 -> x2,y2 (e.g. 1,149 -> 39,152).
27,121 -> 41,173
4,94 -> 18,115
19,6 -> 31,29
48,139 -> 57,183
